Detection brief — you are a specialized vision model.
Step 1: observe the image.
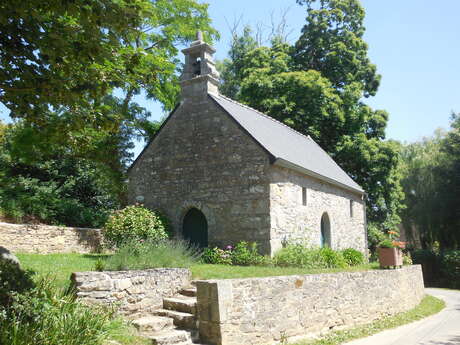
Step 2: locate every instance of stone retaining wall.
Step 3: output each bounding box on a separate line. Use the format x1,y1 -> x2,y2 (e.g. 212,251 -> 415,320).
72,268 -> 191,316
196,265 -> 425,345
0,222 -> 101,254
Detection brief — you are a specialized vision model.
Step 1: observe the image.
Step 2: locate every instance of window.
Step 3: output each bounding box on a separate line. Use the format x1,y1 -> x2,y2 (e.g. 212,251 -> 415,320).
350,200 -> 354,218
302,187 -> 307,206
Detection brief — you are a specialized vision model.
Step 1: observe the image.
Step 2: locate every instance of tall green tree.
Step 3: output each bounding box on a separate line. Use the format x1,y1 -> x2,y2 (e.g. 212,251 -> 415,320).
400,115 -> 460,250
218,0 -> 403,230
0,0 -> 217,123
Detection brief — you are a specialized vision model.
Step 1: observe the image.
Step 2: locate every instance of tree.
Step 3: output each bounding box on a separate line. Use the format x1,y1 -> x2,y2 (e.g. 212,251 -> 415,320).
218,0 -> 404,230
0,0 -> 217,124
400,116 -> 460,251
294,0 -> 380,97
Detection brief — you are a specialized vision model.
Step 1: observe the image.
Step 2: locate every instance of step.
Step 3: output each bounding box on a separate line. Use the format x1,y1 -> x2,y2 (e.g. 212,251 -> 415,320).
179,287 -> 197,298
147,329 -> 192,345
155,309 -> 197,329
132,315 -> 174,333
163,297 -> 197,315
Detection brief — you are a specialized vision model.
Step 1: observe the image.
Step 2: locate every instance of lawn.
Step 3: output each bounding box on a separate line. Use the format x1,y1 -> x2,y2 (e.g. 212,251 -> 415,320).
17,253 -> 379,289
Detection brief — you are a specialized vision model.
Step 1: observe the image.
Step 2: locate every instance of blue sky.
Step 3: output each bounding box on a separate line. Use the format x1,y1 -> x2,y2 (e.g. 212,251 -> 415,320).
1,0 -> 459,158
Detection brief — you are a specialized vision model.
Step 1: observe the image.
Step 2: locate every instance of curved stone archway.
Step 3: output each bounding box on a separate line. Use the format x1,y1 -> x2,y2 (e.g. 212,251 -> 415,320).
182,208 -> 208,248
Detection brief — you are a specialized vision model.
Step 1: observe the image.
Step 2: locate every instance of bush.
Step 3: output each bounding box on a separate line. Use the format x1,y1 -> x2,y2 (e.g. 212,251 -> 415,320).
274,245 -> 355,269
201,247 -> 232,265
440,250 -> 460,288
342,248 -> 365,266
411,249 -> 440,283
0,277 -> 114,345
273,244 -> 320,268
230,242 -> 267,266
318,247 -> 348,269
0,259 -> 35,309
103,205 -> 170,248
103,240 -> 199,271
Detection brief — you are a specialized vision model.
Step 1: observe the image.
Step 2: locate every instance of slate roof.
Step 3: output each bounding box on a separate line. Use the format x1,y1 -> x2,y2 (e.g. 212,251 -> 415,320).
209,93 -> 364,194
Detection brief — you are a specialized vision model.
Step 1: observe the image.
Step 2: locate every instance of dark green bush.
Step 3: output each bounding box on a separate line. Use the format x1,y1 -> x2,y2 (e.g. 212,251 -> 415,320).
341,248 -> 365,266
440,250 -> 460,288
201,247 -> 232,265
0,277 -> 114,345
0,259 -> 35,309
103,205 -> 170,248
411,249 -> 440,283
103,240 -> 200,271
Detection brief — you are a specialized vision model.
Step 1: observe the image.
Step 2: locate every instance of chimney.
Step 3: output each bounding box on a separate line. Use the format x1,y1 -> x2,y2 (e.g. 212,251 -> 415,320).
180,31 -> 220,101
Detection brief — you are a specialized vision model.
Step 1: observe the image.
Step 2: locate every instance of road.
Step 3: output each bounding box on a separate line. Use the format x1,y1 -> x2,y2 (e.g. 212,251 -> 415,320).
344,288 -> 460,345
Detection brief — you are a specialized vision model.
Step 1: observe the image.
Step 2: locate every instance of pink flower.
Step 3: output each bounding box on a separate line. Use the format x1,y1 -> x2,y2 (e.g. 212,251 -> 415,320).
226,245 -> 233,250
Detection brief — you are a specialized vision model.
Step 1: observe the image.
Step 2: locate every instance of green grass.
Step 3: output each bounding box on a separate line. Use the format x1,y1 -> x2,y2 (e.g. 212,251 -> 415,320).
292,295 -> 445,345
17,253 -> 379,288
17,253 -> 108,289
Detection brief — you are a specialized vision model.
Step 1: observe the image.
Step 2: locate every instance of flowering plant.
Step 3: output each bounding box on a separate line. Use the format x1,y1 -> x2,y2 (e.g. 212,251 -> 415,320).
378,230 -> 406,249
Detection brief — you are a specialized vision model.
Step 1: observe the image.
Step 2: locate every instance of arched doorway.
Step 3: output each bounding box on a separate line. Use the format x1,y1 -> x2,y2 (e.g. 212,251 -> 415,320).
320,213 -> 331,248
182,208 -> 208,248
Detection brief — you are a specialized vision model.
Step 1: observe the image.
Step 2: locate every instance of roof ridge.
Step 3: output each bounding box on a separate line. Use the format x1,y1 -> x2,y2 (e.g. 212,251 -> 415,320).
214,93 -> 313,142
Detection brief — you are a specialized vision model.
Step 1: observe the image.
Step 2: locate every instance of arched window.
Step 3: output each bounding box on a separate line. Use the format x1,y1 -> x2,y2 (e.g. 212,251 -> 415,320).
182,208 -> 208,248
320,213 -> 331,248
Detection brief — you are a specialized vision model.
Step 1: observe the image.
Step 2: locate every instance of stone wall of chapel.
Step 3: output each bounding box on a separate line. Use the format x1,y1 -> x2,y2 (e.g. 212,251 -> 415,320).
128,97 -> 272,252
269,165 -> 366,254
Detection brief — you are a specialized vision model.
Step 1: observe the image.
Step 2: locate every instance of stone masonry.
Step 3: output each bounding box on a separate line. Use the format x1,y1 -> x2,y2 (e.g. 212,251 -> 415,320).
72,268 -> 191,317
269,166 -> 366,253
196,265 -> 425,345
128,97 -> 273,252
0,221 -> 101,254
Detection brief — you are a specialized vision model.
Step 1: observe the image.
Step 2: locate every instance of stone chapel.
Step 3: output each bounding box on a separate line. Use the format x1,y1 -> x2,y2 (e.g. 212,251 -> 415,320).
128,33 -> 367,255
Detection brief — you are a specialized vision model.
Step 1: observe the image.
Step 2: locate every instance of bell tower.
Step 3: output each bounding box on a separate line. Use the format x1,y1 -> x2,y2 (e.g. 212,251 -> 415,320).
180,31 -> 220,101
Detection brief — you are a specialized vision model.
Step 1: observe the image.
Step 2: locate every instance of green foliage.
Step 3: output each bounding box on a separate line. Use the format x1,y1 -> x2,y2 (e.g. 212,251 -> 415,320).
0,259 -> 35,309
230,241 -> 267,266
400,114 -> 460,250
440,251 -> 460,288
94,259 -> 106,272
103,240 -> 200,271
318,247 -> 348,269
201,247 -> 232,265
378,239 -> 395,248
0,123 -> 119,227
201,242 -> 267,266
273,245 -> 353,269
103,205 -> 170,248
0,277 -> 115,345
218,0 -> 404,231
341,248 -> 365,266
0,0 -> 217,121
403,252 -> 413,266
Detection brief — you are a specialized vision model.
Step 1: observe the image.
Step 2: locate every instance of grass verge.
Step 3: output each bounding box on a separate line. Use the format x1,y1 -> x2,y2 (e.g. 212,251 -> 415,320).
292,295 -> 445,345
17,253 -> 379,288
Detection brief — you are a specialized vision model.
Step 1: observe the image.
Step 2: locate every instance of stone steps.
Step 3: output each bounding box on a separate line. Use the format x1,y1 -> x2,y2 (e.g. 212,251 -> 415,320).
155,309 -> 197,329
163,296 -> 197,315
132,284 -> 200,345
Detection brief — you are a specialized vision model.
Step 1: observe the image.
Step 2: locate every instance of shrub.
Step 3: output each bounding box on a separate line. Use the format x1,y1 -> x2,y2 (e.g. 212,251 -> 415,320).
403,252 -> 413,265
0,259 -> 35,309
342,248 -> 365,266
0,277 -> 114,345
411,249 -> 440,283
103,205 -> 170,248
104,240 -> 199,271
274,245 -> 352,269
318,247 -> 348,269
201,247 -> 232,265
274,244 -> 321,268
230,242 -> 266,266
440,250 -> 460,289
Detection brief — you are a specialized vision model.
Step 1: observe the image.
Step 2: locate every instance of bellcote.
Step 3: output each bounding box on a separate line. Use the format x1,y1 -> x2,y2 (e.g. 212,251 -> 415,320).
180,31 -> 220,101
